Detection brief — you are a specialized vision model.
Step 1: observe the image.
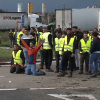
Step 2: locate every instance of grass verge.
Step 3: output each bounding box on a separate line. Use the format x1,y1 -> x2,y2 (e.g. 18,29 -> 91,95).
0,48 -> 12,61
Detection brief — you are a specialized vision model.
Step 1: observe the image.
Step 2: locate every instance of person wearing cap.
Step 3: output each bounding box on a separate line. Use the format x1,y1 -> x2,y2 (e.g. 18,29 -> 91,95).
58,28 -> 76,77
72,26 -> 83,70
42,26 -> 53,72
54,30 -> 62,73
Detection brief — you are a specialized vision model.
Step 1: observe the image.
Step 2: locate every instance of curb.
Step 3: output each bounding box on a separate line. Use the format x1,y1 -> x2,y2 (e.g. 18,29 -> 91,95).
0,58 -> 55,65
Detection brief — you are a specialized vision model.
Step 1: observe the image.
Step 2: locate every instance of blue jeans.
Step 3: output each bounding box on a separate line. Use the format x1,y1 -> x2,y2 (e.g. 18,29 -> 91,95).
26,64 -> 43,76
89,53 -> 100,74
75,49 -> 79,67
23,48 -> 28,66
59,55 -> 62,73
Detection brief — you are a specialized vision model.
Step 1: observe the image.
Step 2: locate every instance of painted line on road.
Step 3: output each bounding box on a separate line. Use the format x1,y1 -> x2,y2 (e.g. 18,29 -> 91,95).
0,88 -> 17,91
66,87 -> 88,89
0,76 -> 5,78
48,94 -> 97,100
30,88 -> 56,90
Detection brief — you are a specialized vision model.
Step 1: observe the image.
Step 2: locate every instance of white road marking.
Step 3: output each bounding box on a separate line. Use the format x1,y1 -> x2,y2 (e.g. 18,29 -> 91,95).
0,88 -> 17,91
30,88 -> 56,90
0,76 -> 5,78
66,87 -> 88,89
48,94 -> 97,100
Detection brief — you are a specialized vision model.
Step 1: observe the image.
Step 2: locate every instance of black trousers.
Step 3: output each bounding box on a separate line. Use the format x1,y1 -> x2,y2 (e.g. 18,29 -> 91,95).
40,50 -> 45,66
80,54 -> 89,72
44,49 -> 53,69
62,51 -> 75,72
10,65 -> 25,74
55,51 -> 60,71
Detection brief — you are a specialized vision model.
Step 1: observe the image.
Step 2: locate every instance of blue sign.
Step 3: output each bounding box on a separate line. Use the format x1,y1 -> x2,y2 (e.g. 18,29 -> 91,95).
21,14 -> 24,27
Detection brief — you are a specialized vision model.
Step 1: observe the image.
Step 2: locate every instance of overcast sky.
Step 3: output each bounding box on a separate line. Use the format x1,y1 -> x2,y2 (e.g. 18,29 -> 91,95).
0,0 -> 100,12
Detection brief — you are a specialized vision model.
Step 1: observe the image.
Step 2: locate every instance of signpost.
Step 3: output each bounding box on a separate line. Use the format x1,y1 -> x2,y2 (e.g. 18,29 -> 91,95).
21,14 -> 24,27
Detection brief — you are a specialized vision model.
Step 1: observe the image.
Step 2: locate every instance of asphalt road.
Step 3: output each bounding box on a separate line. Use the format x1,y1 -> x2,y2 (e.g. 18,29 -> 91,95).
0,62 -> 100,100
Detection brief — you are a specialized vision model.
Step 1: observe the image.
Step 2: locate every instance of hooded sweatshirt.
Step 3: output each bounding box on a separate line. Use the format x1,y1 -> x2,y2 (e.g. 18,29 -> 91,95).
90,37 -> 100,54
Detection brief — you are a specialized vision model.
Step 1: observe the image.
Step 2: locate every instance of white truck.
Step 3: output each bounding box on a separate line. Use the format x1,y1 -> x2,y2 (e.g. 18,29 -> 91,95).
0,12 -> 28,30
28,14 -> 47,28
56,8 -> 100,31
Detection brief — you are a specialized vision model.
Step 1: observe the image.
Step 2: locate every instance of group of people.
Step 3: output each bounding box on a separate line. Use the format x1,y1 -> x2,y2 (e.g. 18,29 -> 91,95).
10,25 -> 100,78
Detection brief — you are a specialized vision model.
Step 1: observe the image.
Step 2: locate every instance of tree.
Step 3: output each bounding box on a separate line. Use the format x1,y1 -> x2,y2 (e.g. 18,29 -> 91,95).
0,9 -> 5,12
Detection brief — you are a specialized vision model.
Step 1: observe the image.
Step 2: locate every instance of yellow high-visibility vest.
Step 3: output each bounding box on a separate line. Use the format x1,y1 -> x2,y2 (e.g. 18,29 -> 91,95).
55,38 -> 60,51
80,39 -> 91,53
59,38 -> 64,55
88,34 -> 93,41
43,32 -> 52,49
12,50 -> 22,66
17,31 -> 24,46
64,36 -> 75,52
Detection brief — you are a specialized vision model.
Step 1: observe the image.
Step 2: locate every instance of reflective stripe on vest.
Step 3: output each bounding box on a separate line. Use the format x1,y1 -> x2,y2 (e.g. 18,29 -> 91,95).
55,38 -> 60,51
43,32 -> 52,49
59,38 -> 64,55
64,36 -> 75,52
17,31 -> 24,46
80,39 -> 91,53
12,50 -> 22,66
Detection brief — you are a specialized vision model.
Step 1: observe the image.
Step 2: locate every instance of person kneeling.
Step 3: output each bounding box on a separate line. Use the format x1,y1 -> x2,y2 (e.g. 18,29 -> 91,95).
10,44 -> 25,74
22,40 -> 45,76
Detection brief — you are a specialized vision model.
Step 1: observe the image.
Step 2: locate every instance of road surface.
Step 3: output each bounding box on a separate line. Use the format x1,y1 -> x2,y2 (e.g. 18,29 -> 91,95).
0,62 -> 100,100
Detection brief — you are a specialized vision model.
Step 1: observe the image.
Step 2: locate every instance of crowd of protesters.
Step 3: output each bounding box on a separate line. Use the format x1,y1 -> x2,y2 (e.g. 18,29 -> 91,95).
9,25 -> 100,78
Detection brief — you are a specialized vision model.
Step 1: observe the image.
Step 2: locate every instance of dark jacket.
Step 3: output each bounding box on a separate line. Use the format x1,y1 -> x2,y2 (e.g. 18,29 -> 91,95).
20,34 -> 35,47
48,34 -> 53,49
72,31 -> 83,49
90,37 -> 100,54
9,32 -> 13,40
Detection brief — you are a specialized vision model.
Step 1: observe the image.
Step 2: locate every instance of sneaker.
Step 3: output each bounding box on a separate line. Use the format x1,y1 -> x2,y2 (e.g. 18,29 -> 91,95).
57,71 -> 65,77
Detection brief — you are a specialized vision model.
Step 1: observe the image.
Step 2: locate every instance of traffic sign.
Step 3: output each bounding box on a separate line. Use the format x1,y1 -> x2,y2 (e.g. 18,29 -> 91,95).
21,14 -> 24,27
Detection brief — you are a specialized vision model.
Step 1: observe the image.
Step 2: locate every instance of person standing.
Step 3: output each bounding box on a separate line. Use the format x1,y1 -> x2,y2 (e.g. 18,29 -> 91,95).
38,27 -> 46,69
54,30 -> 62,73
59,34 -> 65,73
72,26 -> 83,70
20,28 -> 34,67
10,44 -> 25,74
13,28 -> 18,44
9,29 -> 14,48
89,32 -> 100,78
78,32 -> 91,74
17,26 -> 26,46
43,27 -> 53,72
58,28 -> 76,77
